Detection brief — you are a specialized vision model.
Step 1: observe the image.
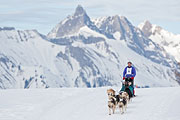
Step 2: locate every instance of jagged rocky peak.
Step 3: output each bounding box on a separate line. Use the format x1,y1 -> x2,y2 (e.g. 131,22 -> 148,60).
138,20 -> 153,37
119,16 -> 131,24
140,20 -> 152,29
119,16 -> 134,32
139,20 -> 163,37
153,25 -> 162,35
47,5 -> 96,38
113,15 -> 132,27
113,15 -> 120,21
93,15 -> 134,40
74,5 -> 87,16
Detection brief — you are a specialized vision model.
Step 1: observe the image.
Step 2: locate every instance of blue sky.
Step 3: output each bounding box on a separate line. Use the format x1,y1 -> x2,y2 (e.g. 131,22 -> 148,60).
0,0 -> 179,35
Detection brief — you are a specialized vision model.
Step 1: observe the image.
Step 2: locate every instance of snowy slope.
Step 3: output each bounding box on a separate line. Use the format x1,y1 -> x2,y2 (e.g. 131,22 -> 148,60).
139,20 -> 180,62
0,87 -> 180,120
0,29 -> 67,88
92,16 -> 177,68
0,27 -> 179,89
0,5 -> 180,89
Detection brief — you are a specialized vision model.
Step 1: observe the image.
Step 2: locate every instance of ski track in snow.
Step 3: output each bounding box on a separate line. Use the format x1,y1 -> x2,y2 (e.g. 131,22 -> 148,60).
0,87 -> 180,120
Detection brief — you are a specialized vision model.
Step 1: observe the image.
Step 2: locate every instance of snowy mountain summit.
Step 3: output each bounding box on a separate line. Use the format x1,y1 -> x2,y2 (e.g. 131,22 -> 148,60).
47,5 -> 99,38
138,20 -> 154,37
139,20 -> 180,62
0,5 -> 180,89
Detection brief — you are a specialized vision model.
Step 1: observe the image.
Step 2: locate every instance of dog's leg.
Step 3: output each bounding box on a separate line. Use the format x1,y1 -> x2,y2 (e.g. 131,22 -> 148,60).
126,99 -> 128,105
109,107 -> 111,115
125,103 -> 127,111
128,97 -> 131,103
119,107 -> 121,114
126,97 -> 129,104
112,106 -> 115,114
121,106 -> 124,114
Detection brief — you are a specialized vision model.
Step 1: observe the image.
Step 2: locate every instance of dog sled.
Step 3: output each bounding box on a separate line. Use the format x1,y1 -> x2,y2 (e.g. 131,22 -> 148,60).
120,77 -> 134,98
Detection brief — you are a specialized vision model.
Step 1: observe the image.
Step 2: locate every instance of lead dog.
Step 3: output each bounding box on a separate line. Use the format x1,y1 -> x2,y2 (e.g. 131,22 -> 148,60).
107,89 -> 116,115
119,91 -> 130,104
117,93 -> 127,114
107,89 -> 128,115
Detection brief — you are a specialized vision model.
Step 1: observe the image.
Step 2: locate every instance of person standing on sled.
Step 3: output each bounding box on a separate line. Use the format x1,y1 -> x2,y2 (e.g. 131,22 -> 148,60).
123,61 -> 136,96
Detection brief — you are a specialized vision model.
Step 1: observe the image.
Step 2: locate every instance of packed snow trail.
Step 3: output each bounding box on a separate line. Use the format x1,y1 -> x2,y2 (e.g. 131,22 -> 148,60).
0,87 -> 180,120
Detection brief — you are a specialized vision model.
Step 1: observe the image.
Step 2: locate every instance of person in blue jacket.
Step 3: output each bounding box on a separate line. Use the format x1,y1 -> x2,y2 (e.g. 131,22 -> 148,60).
123,61 -> 136,80
123,61 -> 136,95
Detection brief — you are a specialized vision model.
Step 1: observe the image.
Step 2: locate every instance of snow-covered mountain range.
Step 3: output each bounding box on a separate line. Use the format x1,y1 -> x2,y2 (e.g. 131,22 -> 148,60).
0,5 -> 180,89
139,20 -> 180,62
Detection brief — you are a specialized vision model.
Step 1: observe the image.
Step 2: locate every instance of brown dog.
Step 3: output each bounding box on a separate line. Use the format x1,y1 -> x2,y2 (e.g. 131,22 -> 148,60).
107,89 -> 129,115
107,89 -> 116,115
120,91 -> 130,104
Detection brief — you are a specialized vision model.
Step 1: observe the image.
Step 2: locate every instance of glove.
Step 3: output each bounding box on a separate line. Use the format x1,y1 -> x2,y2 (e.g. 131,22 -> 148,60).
131,77 -> 134,80
123,77 -> 125,80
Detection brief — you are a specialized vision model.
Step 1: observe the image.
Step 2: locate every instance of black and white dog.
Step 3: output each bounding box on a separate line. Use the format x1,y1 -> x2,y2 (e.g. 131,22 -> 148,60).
117,94 -> 127,114
107,89 -> 128,115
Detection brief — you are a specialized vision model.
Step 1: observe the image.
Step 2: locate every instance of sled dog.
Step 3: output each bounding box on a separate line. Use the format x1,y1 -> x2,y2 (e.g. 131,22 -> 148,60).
107,89 -> 128,115
107,89 -> 116,115
118,93 -> 127,114
119,91 -> 130,104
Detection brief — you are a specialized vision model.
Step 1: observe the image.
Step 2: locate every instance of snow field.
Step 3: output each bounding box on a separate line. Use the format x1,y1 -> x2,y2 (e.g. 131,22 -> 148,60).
0,87 -> 180,120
